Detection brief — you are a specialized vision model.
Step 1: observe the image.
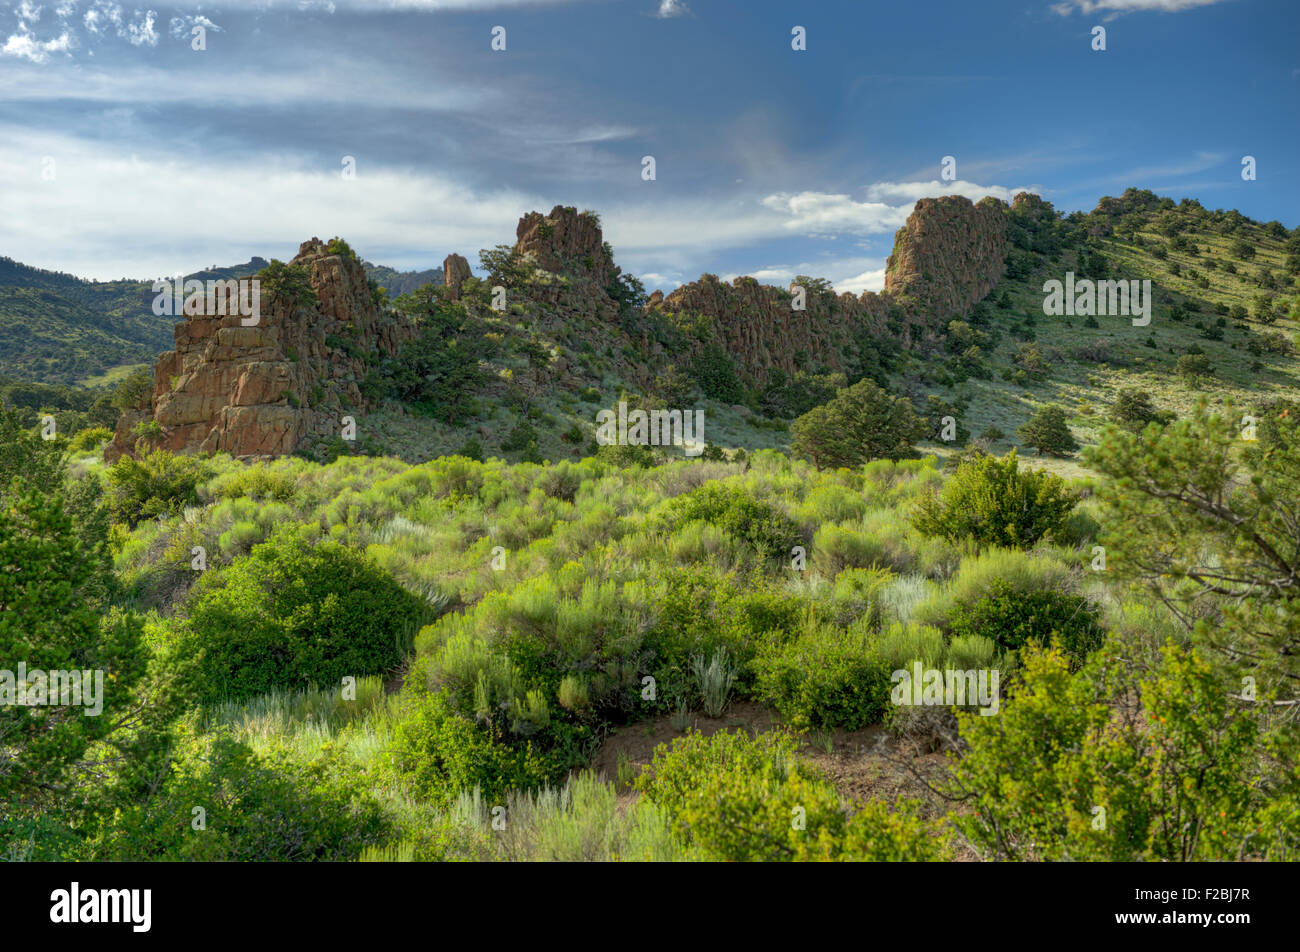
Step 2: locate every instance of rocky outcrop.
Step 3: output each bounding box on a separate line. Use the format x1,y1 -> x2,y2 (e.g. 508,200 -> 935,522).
883,195 -> 1008,323
108,194 -> 1020,461
443,253 -> 471,300
107,238 -> 415,462
650,276 -> 892,385
515,205 -> 618,290
648,194 -> 1011,385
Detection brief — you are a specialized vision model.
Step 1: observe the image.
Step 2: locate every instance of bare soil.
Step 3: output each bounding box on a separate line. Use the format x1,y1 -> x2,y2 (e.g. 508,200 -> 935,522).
587,700 -> 954,817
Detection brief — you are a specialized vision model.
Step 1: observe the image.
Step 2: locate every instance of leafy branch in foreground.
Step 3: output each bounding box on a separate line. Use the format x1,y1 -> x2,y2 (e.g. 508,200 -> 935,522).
1086,400 -> 1300,690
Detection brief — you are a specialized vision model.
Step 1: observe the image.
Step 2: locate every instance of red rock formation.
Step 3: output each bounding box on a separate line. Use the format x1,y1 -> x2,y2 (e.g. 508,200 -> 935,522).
107,238 -> 414,461
443,253 -> 471,300
515,205 -> 617,290
650,275 -> 891,385
107,195 -> 1016,460
883,195 -> 1008,321
649,194 -> 1009,386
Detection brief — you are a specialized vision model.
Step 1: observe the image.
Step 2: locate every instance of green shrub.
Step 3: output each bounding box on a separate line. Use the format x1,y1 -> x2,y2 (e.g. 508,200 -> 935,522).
641,566 -> 802,709
1017,405 -> 1078,456
217,520 -> 265,558
209,464 -> 299,502
95,729 -> 389,861
948,579 -> 1104,662
638,730 -> 946,861
1109,388 -> 1170,434
382,692 -> 556,807
70,426 -> 113,452
912,548 -> 1074,628
811,523 -> 886,575
105,448 -> 211,527
791,378 -> 923,468
872,621 -> 947,669
456,436 -> 485,461
178,528 -> 428,703
753,625 -> 893,729
1176,352 -> 1214,387
950,643 -> 1293,861
662,483 -> 801,560
691,346 -> 744,403
911,450 -> 1077,548
799,483 -> 869,524
946,633 -> 998,670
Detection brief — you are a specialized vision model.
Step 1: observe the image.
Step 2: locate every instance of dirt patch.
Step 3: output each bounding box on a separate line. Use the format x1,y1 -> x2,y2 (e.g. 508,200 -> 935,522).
587,700 -> 954,816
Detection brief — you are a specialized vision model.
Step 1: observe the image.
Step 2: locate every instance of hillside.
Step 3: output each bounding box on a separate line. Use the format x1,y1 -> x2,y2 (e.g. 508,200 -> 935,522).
0,254 -> 445,386
88,190 -> 1300,471
0,256 -> 169,384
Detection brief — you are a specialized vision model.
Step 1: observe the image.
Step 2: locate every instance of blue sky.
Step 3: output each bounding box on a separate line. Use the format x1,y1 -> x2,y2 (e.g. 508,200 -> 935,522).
0,0 -> 1296,293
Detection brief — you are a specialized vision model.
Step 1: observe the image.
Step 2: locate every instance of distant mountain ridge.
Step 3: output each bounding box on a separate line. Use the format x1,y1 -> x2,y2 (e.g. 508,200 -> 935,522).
0,255 -> 446,385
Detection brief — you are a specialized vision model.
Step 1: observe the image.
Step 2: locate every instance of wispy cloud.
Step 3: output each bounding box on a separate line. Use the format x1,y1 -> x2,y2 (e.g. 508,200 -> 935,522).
863,180 -> 1039,205
1049,0 -> 1232,15
760,191 -> 908,237
0,59 -> 498,111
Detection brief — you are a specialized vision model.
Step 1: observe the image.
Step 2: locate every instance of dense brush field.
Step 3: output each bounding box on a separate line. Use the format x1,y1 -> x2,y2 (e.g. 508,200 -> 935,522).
5,394 -> 1300,861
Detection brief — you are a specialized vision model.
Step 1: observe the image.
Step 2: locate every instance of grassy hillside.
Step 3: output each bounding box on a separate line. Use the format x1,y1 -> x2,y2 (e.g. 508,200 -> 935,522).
923,190 -> 1300,472
8,190 -> 1296,471
0,254 -> 448,386
0,257 -> 168,384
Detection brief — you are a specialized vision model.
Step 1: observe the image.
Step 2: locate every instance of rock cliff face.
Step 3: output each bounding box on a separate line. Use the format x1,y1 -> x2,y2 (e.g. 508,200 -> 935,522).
650,194 -> 1010,385
107,238 -> 414,461
515,205 -> 618,290
883,195 -> 1008,321
109,194 -> 1020,460
442,253 -> 471,300
650,276 -> 892,385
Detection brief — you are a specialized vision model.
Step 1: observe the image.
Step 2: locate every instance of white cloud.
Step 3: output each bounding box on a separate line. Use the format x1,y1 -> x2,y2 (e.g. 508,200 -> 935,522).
862,179 -> 1037,204
757,180 -> 1035,241
0,59 -> 497,111
654,0 -> 690,18
0,127 -> 847,285
758,179 -> 1035,240
123,9 -> 158,46
17,1 -> 44,23
1050,0 -> 1230,14
830,264 -> 888,295
102,0 -> 593,8
719,257 -> 888,296
0,127 -> 545,279
759,191 -> 908,237
168,14 -> 222,39
0,28 -> 73,63
83,1 -> 123,35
